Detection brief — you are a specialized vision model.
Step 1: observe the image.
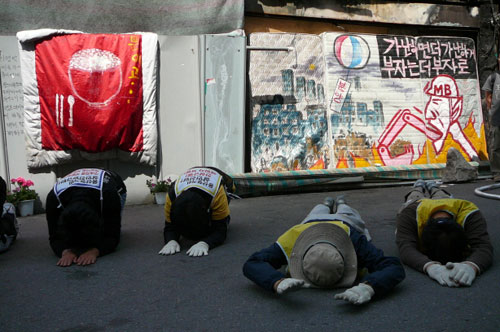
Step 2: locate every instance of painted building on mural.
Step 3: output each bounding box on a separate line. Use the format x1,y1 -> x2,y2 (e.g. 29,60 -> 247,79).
249,32 -> 487,172
331,93 -> 384,132
252,67 -> 329,172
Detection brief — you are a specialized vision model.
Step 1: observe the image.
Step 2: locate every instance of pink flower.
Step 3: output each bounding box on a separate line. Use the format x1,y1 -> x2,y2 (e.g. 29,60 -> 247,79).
9,177 -> 35,189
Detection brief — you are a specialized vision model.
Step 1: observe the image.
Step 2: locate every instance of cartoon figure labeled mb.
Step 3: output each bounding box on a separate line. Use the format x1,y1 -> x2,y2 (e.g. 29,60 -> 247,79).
377,74 -> 478,166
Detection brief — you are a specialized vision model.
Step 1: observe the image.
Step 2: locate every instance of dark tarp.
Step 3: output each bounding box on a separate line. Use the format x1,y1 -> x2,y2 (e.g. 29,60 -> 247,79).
0,0 -> 244,35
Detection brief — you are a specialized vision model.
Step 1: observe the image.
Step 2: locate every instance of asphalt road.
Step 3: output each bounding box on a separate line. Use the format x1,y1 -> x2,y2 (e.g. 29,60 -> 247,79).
1,179 -> 499,332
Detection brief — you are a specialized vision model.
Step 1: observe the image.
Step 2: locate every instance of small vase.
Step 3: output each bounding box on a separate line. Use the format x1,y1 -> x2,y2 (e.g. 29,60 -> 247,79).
154,192 -> 167,205
18,199 -> 35,217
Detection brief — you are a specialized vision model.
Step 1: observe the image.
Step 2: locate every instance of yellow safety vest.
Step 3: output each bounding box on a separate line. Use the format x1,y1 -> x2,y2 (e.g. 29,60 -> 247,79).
276,221 -> 350,262
165,185 -> 229,222
416,198 -> 479,239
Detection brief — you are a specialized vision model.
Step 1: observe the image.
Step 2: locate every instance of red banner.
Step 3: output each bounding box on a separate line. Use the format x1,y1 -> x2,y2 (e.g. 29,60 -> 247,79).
35,34 -> 144,152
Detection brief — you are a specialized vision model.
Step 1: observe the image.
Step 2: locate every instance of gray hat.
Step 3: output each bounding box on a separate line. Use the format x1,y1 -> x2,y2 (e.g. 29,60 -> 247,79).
289,223 -> 357,288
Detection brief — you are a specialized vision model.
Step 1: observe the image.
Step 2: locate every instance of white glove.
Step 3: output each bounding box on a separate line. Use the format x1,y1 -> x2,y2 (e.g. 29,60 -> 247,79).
186,241 -> 209,257
426,263 -> 458,287
158,240 -> 180,256
275,278 -> 305,295
334,283 -> 375,305
446,262 -> 476,286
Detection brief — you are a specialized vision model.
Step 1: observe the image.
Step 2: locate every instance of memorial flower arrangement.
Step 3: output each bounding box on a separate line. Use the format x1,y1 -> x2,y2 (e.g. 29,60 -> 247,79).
6,177 -> 38,205
146,177 -> 173,194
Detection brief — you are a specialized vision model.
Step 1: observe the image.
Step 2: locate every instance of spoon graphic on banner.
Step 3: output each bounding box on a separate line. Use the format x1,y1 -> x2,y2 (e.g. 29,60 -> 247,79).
68,95 -> 75,127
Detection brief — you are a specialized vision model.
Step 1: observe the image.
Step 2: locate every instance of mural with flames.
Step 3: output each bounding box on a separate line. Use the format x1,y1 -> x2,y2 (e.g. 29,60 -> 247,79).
248,32 -> 487,172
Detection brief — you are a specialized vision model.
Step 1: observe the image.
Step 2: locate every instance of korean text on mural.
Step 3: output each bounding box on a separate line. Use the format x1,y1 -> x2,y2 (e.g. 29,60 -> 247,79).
377,36 -> 476,79
333,80 -> 349,104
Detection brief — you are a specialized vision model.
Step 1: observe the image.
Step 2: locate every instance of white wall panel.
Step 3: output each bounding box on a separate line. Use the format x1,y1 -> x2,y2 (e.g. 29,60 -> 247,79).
0,36 -> 57,206
158,36 -> 203,177
0,34 -> 244,207
202,34 -> 246,174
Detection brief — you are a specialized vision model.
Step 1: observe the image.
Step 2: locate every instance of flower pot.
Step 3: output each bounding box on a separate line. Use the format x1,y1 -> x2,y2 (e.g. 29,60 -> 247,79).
18,199 -> 35,217
154,192 -> 167,205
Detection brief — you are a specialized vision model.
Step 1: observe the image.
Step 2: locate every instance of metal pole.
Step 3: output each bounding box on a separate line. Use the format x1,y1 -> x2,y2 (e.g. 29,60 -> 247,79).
246,46 -> 294,52
0,56 -> 11,186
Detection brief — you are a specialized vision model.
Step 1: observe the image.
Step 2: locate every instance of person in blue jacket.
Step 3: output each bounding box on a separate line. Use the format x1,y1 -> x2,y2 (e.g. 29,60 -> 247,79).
243,196 -> 405,305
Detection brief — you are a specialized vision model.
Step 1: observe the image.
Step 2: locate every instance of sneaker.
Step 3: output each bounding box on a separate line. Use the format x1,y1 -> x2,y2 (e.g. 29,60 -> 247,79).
413,179 -> 427,192
336,195 -> 346,206
426,180 -> 452,198
425,180 -> 439,192
323,197 -> 335,214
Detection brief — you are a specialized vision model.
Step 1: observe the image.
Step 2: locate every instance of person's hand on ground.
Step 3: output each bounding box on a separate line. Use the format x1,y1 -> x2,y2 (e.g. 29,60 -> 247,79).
446,262 -> 477,286
274,278 -> 305,295
334,283 -> 375,305
426,263 -> 459,287
186,241 -> 209,257
76,248 -> 99,266
159,240 -> 180,256
57,249 -> 77,267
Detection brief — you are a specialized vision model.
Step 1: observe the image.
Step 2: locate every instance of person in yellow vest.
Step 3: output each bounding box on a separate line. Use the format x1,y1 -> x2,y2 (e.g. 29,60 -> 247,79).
243,197 -> 405,305
396,179 -> 493,287
158,167 -> 235,257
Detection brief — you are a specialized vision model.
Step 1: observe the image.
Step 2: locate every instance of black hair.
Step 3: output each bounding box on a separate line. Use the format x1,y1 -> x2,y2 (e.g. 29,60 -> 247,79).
59,200 -> 101,249
170,189 -> 211,240
421,217 -> 467,264
0,176 -> 6,206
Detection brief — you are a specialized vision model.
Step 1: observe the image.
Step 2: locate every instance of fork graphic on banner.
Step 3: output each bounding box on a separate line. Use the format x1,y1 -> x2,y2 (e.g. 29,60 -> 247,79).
55,94 -> 74,127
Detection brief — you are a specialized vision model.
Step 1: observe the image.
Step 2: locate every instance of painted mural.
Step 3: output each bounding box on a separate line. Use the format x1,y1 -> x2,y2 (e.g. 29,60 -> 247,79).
249,32 -> 487,172
249,34 -> 328,173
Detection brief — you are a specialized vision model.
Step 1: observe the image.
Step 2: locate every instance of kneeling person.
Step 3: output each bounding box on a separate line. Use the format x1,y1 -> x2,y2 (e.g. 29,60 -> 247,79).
46,168 -> 127,267
243,197 -> 405,305
159,167 -> 235,257
396,180 -> 493,287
